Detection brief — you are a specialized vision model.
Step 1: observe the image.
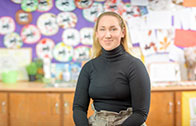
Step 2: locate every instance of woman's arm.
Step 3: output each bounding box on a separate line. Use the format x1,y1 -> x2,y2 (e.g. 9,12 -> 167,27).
73,62 -> 91,126
123,58 -> 151,126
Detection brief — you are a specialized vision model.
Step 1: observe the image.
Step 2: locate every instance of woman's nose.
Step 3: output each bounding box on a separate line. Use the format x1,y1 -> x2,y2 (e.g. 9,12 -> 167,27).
105,30 -> 111,38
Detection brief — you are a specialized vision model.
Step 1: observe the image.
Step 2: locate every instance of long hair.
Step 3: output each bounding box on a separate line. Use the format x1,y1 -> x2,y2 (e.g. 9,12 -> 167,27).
91,11 -> 132,58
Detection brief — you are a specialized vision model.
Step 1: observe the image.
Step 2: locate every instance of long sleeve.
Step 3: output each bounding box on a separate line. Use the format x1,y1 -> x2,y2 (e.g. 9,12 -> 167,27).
73,45 -> 151,126
73,62 -> 91,126
122,58 -> 151,126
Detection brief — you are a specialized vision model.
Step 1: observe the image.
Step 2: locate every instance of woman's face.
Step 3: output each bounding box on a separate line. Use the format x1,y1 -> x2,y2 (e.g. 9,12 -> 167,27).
96,15 -> 125,51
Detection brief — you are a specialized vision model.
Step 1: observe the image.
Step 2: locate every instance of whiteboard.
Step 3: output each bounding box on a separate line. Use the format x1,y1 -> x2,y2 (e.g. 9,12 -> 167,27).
0,48 -> 32,80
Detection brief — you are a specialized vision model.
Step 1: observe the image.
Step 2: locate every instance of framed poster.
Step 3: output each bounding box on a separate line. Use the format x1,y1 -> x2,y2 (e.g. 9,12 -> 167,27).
182,92 -> 196,126
148,62 -> 181,82
0,48 -> 32,80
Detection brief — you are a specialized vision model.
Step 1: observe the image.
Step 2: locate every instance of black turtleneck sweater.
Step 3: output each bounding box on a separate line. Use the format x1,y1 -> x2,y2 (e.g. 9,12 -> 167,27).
73,45 -> 151,126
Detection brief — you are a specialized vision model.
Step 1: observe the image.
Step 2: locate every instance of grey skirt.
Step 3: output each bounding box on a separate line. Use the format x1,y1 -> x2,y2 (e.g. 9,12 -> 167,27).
88,104 -> 146,126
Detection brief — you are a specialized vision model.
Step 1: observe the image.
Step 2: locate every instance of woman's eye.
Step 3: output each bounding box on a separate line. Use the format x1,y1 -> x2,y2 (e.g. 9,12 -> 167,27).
99,29 -> 105,31
111,28 -> 117,31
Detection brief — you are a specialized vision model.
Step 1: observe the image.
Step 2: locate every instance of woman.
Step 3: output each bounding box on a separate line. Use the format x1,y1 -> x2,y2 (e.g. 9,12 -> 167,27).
73,11 -> 151,126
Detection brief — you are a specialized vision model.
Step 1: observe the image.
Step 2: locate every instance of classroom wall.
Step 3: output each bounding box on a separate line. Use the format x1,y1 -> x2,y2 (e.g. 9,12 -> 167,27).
0,0 -> 196,82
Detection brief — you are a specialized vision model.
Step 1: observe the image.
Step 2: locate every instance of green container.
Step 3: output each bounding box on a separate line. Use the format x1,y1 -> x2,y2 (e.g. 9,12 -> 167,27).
1,71 -> 18,84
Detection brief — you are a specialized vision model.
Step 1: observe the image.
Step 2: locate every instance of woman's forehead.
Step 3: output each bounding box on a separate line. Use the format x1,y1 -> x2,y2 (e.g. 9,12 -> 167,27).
98,15 -> 120,26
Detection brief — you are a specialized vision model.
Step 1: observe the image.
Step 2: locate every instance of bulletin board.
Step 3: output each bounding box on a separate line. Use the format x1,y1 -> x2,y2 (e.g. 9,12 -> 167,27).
0,48 -> 32,80
182,92 -> 196,126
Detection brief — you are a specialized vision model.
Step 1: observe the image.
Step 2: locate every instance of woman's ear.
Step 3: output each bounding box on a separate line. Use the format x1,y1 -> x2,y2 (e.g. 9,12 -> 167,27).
121,28 -> 125,38
96,31 -> 99,39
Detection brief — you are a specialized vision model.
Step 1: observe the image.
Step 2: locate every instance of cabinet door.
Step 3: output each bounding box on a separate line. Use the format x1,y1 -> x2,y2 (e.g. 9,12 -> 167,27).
0,93 -> 8,126
63,93 -> 75,126
64,93 -> 94,126
175,92 -> 182,126
146,92 -> 174,126
9,93 -> 61,126
87,99 -> 94,118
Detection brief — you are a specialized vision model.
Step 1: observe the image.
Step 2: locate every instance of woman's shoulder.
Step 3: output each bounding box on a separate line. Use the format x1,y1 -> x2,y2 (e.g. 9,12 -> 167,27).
81,58 -> 96,69
124,52 -> 144,65
82,59 -> 92,68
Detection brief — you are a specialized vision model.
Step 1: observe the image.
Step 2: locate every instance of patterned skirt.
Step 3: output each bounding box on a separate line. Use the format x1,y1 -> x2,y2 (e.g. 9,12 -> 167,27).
88,104 -> 146,126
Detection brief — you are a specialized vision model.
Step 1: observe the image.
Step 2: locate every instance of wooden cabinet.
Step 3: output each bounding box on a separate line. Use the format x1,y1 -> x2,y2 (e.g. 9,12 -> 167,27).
146,92 -> 175,126
0,93 -> 8,126
3,82 -> 196,126
0,91 -> 183,126
63,93 -> 74,126
9,93 -> 61,126
146,91 -> 182,126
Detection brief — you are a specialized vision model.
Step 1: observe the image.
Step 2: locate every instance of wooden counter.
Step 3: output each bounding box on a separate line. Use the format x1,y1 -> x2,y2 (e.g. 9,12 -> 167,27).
1,81 -> 196,92
0,81 -> 75,92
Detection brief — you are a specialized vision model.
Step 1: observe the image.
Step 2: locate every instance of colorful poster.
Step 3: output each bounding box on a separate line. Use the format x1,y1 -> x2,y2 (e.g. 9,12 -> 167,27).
183,0 -> 196,7
182,92 -> 196,126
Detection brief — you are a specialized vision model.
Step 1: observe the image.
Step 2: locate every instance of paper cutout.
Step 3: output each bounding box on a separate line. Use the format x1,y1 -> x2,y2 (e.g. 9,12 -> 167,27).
55,0 -> 76,11
21,24 -> 41,44
37,13 -> 59,36
122,3 -> 141,21
75,0 -> 93,9
73,45 -> 91,62
53,42 -> 73,62
57,12 -> 77,29
36,38 -> 55,59
80,27 -> 93,45
156,29 -> 174,52
37,0 -> 53,12
4,32 -> 23,48
62,28 -> 80,46
174,29 -> 196,47
183,0 -> 196,7
139,29 -> 158,56
15,9 -> 32,25
82,2 -> 104,22
104,0 -> 125,15
0,16 -> 15,35
21,0 -> 38,12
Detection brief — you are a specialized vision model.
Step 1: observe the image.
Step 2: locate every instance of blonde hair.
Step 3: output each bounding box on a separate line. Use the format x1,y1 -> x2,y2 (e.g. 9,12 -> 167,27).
91,11 -> 132,58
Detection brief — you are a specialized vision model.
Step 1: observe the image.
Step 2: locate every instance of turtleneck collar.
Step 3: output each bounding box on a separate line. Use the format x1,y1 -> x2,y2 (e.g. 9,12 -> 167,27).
101,44 -> 125,61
